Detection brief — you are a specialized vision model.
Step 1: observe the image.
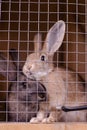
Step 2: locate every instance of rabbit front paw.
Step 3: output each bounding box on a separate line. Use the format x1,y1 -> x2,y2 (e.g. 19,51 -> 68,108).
30,117 -> 41,123
42,117 -> 56,123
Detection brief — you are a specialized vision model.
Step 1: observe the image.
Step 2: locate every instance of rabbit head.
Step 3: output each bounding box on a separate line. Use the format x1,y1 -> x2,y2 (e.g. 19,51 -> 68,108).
23,20 -> 65,80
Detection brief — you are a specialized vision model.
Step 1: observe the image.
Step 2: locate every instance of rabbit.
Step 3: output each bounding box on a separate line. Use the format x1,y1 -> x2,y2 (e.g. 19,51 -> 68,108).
23,20 -> 86,123
0,49 -> 46,122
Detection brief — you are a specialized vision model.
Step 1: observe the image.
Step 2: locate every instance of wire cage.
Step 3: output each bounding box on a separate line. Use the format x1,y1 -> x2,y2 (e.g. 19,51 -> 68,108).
0,0 -> 87,123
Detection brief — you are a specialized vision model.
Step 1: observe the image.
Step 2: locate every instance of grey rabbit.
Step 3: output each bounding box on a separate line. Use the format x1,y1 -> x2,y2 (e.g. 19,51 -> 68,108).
0,49 -> 46,122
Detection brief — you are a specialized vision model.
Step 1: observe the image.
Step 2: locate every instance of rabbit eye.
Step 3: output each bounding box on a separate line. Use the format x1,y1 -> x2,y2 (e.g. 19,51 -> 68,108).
40,55 -> 46,61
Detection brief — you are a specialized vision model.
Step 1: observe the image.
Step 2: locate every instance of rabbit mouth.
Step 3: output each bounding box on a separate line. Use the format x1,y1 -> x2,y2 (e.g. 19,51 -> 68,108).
23,70 -> 35,80
25,71 -> 47,80
26,72 -> 36,80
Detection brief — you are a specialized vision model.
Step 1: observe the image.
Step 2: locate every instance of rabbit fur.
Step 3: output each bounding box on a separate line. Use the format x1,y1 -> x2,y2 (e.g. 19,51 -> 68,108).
0,50 -> 46,122
23,20 -> 86,123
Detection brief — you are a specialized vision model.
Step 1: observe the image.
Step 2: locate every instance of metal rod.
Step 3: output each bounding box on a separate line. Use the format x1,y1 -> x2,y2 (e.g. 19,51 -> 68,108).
62,105 -> 87,112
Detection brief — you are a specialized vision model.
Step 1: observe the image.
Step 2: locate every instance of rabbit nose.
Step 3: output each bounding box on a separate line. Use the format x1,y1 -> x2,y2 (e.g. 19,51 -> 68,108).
27,65 -> 33,70
27,66 -> 31,70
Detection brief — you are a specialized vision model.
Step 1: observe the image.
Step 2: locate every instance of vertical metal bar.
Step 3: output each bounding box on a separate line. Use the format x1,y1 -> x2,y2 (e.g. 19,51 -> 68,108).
0,0 -> 1,19
17,0 -> 21,121
85,0 -> 87,102
65,0 -> 69,122
27,1 -> 30,56
38,0 -> 40,33
57,0 -> 59,67
37,0 -> 41,52
37,0 -> 41,115
76,0 -> 79,105
47,0 -> 49,31
6,0 -> 11,122
26,0 -> 30,122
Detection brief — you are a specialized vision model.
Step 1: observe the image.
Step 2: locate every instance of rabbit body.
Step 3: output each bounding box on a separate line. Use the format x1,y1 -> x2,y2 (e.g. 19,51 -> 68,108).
23,21 -> 86,122
8,73 -> 46,122
23,57 -> 86,122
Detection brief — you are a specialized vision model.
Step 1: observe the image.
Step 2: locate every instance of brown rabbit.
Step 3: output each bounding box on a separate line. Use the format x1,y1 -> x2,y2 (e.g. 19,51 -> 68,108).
0,50 -> 46,122
23,20 -> 86,123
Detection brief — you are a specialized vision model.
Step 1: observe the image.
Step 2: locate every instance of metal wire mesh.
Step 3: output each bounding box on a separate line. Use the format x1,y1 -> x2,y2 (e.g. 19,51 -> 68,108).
0,0 -> 86,122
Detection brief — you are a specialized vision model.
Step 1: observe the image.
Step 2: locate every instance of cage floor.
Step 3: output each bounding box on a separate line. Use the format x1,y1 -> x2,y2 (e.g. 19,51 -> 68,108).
0,123 -> 87,130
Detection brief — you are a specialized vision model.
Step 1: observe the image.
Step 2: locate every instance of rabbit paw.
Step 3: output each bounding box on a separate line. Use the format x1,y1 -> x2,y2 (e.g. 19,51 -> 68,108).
42,117 -> 56,123
30,117 -> 41,123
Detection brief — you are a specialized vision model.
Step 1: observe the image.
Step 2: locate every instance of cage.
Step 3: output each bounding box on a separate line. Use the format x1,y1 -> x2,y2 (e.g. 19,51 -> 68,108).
0,0 -> 87,129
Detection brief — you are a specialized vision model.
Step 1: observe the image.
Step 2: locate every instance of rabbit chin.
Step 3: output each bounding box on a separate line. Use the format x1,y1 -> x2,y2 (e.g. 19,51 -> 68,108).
34,71 -> 48,80
32,69 -> 53,80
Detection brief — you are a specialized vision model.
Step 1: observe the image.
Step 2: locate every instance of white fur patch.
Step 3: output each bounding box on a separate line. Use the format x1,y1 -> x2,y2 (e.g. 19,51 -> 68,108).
35,69 -> 52,80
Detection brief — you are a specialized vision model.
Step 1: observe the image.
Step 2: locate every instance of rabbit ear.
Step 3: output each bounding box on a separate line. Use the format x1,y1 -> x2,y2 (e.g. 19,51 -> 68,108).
9,49 -> 18,62
44,20 -> 65,55
9,49 -> 23,70
34,33 -> 42,53
9,49 -> 19,68
0,53 -> 16,81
